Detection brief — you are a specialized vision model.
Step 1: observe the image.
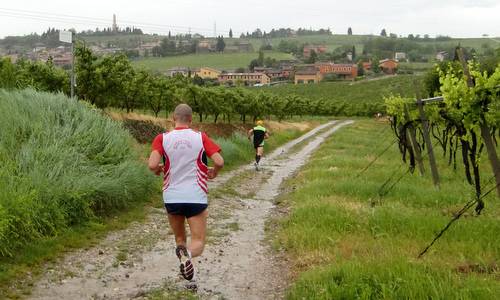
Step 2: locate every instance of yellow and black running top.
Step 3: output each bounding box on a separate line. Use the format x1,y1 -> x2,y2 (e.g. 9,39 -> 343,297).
252,125 -> 266,148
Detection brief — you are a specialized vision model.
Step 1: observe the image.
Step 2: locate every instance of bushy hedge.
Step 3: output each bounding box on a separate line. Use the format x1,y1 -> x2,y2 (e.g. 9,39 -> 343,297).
122,119 -> 165,144
0,89 -> 155,257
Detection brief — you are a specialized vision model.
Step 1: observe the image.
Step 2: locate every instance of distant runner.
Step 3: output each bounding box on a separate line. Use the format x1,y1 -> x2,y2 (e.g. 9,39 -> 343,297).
148,104 -> 224,285
248,120 -> 269,171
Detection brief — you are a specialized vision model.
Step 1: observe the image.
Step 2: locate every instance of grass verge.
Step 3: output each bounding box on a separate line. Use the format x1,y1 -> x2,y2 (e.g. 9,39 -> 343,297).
275,119 -> 500,299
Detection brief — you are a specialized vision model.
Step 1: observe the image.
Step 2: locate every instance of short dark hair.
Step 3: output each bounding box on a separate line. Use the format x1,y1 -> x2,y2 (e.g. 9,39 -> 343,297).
174,104 -> 192,123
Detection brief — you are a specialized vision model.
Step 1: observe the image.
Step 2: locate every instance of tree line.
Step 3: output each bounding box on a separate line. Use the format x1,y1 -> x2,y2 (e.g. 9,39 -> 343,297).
0,45 -> 350,122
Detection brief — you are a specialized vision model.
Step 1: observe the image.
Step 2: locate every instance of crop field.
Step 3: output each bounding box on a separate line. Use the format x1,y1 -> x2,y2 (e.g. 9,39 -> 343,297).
80,34 -> 158,44
257,75 -> 423,116
132,51 -> 294,72
275,120 -> 500,299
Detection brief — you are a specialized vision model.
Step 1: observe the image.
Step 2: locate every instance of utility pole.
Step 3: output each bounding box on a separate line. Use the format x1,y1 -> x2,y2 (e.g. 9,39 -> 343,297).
59,30 -> 75,99
71,39 -> 75,99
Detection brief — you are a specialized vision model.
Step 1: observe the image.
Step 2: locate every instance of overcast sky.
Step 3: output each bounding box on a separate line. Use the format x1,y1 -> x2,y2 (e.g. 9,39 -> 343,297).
1,0 -> 500,39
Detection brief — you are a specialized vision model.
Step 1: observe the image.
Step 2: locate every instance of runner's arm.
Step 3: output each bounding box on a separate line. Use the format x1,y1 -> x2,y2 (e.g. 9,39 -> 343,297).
149,134 -> 164,176
148,150 -> 163,175
247,129 -> 254,140
264,131 -> 270,139
208,152 -> 224,179
202,132 -> 224,179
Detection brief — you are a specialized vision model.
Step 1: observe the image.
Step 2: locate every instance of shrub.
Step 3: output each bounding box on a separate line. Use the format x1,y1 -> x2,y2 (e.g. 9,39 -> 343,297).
0,89 -> 156,257
122,119 -> 165,144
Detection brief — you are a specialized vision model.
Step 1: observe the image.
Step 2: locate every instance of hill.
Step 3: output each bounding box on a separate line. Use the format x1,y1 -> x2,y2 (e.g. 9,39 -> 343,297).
257,75 -> 423,116
131,51 -> 294,72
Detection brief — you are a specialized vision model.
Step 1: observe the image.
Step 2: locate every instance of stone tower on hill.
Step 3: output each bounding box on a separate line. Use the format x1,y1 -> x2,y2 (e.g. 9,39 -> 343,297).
112,14 -> 118,32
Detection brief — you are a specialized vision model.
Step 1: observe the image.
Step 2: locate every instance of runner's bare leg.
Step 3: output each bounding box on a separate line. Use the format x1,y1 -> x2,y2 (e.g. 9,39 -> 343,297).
186,210 -> 208,257
257,147 -> 264,156
168,214 -> 187,246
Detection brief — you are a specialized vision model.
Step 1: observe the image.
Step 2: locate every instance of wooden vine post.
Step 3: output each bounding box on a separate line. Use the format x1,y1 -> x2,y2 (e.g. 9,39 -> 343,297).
456,47 -> 500,197
416,99 -> 440,187
404,104 -> 425,176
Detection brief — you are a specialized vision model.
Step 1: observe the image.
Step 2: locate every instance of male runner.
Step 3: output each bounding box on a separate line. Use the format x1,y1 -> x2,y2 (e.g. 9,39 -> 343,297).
247,120 -> 269,171
148,104 -> 224,282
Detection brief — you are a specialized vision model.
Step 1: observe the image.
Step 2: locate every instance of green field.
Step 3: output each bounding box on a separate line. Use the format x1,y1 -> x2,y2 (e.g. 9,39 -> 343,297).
243,34 -> 367,53
132,51 -> 294,72
94,33 -> 500,72
263,75 -> 423,101
275,120 -> 500,299
256,75 -> 423,116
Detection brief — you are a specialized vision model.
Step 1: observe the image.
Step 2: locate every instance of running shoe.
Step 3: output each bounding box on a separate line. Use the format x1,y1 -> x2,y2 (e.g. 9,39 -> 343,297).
185,280 -> 198,292
254,162 -> 259,171
176,245 -> 195,281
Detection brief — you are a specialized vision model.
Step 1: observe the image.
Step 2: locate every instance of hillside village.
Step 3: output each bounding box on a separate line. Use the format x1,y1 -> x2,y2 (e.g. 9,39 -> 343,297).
1,14 -> 497,87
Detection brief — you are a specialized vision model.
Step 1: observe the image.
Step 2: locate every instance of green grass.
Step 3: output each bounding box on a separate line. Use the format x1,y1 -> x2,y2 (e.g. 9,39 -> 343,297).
261,75 -> 423,116
0,89 -> 156,297
275,120 -> 500,299
398,62 -> 435,72
132,51 -> 294,72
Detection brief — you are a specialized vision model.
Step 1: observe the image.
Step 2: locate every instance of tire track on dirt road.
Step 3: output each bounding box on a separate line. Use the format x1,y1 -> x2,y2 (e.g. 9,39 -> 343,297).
27,120 -> 352,300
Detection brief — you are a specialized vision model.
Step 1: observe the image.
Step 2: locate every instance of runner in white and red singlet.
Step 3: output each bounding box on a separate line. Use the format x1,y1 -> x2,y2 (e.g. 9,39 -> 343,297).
148,104 -> 224,284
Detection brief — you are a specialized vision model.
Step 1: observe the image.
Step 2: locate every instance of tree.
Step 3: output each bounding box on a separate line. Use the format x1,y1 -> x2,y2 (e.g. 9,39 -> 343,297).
229,29 -> 233,38
347,27 -> 352,35
257,50 -> 265,66
380,29 -> 387,37
75,43 -> 100,104
0,57 -> 17,89
216,36 -> 226,52
352,45 -> 356,61
95,55 -> 134,108
249,59 -> 260,71
307,50 -> 318,63
357,61 -> 364,76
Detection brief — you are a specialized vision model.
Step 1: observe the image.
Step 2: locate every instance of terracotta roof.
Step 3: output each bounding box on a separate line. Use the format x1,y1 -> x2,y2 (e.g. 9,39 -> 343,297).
295,70 -> 318,75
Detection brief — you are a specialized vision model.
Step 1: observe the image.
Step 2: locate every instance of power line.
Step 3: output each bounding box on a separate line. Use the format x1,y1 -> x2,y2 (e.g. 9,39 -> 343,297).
0,12 -> 203,37
0,7 -> 243,37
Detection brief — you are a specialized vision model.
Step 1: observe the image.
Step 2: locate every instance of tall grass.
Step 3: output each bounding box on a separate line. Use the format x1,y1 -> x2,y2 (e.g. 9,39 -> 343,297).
0,89 -> 155,257
276,120 -> 500,299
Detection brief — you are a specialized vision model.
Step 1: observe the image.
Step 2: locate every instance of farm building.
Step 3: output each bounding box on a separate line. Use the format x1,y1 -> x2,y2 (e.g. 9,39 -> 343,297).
436,51 -> 449,62
379,59 -> 398,75
395,52 -> 407,61
193,67 -> 221,79
52,54 -> 72,66
362,61 -> 372,70
166,67 -> 190,77
196,40 -> 215,53
294,68 -> 322,84
218,73 -> 270,86
138,41 -> 161,56
235,41 -> 254,52
303,44 -> 327,58
316,63 -> 358,80
254,67 -> 288,81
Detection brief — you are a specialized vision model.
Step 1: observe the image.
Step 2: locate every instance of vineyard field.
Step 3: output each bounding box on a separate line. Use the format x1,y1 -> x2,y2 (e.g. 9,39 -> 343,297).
257,75 -> 424,116
276,120 -> 500,299
132,51 -> 294,72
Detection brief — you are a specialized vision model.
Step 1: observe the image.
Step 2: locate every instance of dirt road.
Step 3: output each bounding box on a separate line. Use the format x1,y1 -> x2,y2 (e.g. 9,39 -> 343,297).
28,120 -> 353,300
